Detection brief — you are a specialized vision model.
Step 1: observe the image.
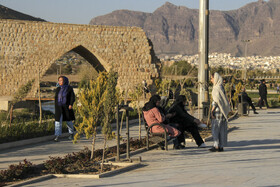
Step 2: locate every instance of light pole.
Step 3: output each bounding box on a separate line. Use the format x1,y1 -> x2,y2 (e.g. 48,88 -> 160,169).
198,0 -> 210,120
241,39 -> 250,81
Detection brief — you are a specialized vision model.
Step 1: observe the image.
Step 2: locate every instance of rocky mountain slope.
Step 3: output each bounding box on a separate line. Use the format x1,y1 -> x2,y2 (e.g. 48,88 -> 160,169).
0,4 -> 45,21
90,0 -> 280,57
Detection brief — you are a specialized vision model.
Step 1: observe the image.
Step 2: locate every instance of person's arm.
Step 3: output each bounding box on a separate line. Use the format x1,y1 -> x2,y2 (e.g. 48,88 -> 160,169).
69,87 -> 75,109
211,102 -> 218,119
54,87 -> 60,105
174,105 -> 196,123
151,108 -> 165,123
165,112 -> 176,119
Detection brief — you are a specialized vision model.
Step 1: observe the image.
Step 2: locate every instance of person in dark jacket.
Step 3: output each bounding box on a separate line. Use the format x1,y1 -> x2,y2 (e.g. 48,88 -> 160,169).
241,88 -> 258,114
54,76 -> 75,142
230,85 -> 236,109
168,95 -> 206,148
143,95 -> 181,149
258,79 -> 269,109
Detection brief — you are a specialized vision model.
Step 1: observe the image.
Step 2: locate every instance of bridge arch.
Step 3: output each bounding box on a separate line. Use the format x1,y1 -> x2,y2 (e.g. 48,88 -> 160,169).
0,19 -> 159,98
71,45 -> 107,72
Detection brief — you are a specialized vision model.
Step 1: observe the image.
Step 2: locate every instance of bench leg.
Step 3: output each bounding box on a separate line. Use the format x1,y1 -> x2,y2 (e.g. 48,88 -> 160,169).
147,135 -> 149,150
165,134 -> 168,151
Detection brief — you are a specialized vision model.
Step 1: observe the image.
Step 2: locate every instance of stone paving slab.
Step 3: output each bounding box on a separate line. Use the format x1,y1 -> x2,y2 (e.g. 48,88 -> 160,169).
17,108 -> 280,187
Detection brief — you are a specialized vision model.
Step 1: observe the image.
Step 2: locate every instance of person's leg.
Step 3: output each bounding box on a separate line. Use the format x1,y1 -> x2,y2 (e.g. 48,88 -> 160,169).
170,124 -> 185,145
231,100 -> 235,109
258,98 -> 263,109
165,125 -> 181,138
66,121 -> 74,140
155,124 -> 181,150
218,119 -> 228,151
54,115 -> 63,141
210,119 -> 220,151
186,124 -> 204,147
66,121 -> 74,134
264,96 -> 269,108
176,124 -> 186,148
247,98 -> 257,113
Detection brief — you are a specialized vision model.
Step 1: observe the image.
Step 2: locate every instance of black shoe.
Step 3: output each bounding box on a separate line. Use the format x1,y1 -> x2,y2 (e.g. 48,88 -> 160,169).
254,111 -> 258,114
209,147 -> 218,152
173,138 -> 181,150
173,144 -> 185,150
158,142 -> 165,150
218,147 -> 224,152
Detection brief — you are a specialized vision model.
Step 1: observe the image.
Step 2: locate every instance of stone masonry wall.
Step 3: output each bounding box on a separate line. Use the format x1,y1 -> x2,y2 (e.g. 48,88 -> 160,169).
0,19 -> 159,97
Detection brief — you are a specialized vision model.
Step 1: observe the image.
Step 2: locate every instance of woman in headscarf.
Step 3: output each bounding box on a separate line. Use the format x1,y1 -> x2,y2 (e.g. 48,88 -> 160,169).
143,95 -> 181,148
168,95 -> 206,149
210,72 -> 231,152
54,76 -> 75,142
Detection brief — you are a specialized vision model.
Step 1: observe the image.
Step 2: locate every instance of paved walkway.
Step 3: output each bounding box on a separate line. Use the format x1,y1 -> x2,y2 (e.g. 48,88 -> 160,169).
2,108 -> 280,186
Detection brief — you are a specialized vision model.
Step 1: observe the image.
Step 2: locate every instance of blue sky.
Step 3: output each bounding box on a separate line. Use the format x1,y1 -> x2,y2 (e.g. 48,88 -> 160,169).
0,0 -> 263,24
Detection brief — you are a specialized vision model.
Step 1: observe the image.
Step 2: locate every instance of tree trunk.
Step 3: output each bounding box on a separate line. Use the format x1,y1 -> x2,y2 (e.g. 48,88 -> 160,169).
38,71 -> 42,124
9,105 -> 14,127
91,127 -> 97,160
137,103 -> 141,140
101,136 -> 107,173
119,111 -> 125,134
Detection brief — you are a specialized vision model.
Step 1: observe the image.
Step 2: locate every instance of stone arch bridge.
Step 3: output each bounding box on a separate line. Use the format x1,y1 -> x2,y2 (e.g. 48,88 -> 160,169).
0,19 -> 159,99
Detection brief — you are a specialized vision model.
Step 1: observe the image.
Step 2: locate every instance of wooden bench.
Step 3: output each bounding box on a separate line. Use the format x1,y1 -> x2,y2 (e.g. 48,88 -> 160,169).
142,113 -> 169,151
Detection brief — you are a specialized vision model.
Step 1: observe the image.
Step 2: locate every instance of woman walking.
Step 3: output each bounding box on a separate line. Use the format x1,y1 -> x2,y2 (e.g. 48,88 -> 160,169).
210,72 -> 230,152
54,76 -> 75,142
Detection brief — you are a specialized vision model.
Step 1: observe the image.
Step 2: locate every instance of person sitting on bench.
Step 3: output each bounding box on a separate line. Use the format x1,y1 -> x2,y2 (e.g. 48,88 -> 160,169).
241,87 -> 258,114
168,95 -> 206,149
143,95 -> 181,149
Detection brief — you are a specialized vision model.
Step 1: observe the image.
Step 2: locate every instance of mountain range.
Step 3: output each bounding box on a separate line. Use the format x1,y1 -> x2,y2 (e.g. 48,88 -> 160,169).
0,5 -> 45,21
90,0 -> 280,57
1,1 -> 280,58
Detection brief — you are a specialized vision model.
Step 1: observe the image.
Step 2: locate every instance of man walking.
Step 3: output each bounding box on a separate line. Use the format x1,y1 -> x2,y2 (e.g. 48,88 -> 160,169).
258,79 -> 269,109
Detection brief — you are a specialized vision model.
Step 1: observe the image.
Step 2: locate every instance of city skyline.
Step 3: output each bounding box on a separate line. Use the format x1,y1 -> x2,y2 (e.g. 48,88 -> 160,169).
0,0 -> 265,24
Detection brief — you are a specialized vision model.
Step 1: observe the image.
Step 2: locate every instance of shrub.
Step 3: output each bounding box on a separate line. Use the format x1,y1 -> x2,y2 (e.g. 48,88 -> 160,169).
0,159 -> 34,183
44,147 -> 97,174
269,99 -> 279,108
0,120 -> 68,144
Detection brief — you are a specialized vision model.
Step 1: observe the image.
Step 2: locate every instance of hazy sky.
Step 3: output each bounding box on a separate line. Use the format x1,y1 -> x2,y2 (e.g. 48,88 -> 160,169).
0,0 -> 264,24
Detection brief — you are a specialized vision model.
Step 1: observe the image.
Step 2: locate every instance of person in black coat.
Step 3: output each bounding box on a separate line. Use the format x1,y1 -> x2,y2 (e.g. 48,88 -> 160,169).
258,79 -> 269,109
168,95 -> 206,149
54,76 -> 75,141
241,88 -> 258,114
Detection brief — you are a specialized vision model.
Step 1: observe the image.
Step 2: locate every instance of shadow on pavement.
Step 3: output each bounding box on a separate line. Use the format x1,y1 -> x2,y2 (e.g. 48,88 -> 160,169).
228,139 -> 280,147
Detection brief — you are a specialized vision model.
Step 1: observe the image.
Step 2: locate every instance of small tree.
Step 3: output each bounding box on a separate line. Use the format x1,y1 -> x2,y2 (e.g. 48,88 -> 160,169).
232,82 -> 243,107
8,80 -> 34,126
101,71 -> 118,172
74,72 -> 107,160
155,79 -> 171,96
129,84 -> 144,140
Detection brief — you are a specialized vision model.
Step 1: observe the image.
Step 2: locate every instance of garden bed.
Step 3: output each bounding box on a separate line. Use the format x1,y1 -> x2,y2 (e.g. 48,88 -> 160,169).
0,138 -> 146,186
